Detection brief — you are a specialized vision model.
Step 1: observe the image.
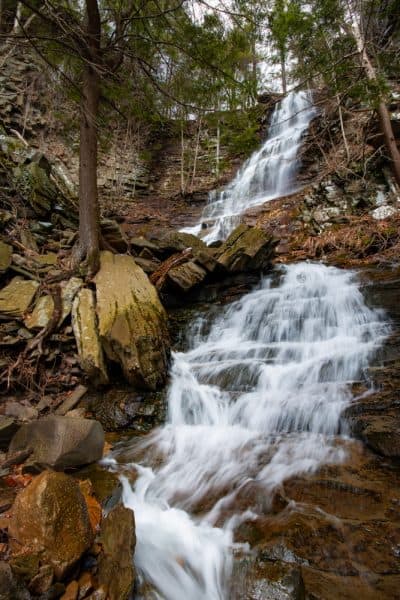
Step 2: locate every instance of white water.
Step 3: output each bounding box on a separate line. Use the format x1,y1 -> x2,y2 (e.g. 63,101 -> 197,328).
184,90 -> 317,243
116,262 -> 388,600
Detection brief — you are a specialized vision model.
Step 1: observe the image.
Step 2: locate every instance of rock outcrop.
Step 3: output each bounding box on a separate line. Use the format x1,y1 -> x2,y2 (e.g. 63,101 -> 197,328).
8,415 -> 104,471
9,471 -> 94,580
94,251 -> 170,390
216,224 -> 277,273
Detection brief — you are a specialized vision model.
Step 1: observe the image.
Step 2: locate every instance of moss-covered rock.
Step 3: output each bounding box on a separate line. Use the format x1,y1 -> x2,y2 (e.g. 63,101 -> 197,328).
94,252 -> 170,390
0,277 -> 39,318
72,288 -> 108,385
217,224 -> 276,273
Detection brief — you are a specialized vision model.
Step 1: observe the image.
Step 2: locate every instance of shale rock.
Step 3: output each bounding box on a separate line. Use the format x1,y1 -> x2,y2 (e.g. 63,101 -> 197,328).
217,224 -> 276,273
0,277 -> 39,318
98,504 -> 136,600
94,251 -> 169,390
0,240 -> 11,273
9,471 -> 93,579
72,288 -> 108,385
167,260 -> 207,292
8,415 -> 104,471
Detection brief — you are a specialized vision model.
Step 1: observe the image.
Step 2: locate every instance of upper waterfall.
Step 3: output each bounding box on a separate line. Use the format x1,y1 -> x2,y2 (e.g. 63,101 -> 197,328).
184,90 -> 317,243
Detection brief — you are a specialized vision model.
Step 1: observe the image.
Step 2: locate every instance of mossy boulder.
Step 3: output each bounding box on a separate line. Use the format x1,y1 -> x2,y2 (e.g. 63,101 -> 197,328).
9,471 -> 94,580
216,224 -> 276,273
94,252 -> 170,390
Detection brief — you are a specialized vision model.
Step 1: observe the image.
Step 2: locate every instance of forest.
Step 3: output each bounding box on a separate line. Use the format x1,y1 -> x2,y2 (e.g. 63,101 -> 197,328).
0,1 -> 399,599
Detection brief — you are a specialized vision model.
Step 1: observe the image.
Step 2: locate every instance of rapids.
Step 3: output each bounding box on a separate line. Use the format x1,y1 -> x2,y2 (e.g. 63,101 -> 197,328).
115,262 -> 388,599
184,90 -> 317,243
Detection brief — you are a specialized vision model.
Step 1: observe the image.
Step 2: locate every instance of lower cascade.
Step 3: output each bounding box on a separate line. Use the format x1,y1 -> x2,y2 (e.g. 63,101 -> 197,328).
113,262 -> 389,599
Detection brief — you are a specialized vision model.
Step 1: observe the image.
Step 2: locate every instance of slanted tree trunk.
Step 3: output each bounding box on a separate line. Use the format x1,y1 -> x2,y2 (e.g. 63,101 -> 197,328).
351,17 -> 400,185
76,0 -> 101,276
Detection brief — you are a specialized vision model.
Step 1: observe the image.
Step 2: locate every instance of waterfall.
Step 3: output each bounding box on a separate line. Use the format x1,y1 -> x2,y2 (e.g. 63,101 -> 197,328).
116,262 -> 388,600
184,90 -> 317,243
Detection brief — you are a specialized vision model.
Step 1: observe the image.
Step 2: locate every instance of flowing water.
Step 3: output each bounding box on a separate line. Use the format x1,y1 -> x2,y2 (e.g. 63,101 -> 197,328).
111,90 -> 389,598
184,90 -> 317,243
114,262 -> 388,599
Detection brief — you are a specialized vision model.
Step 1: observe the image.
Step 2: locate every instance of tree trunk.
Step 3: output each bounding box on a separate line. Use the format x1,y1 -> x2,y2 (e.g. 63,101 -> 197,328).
351,17 -> 400,185
280,49 -> 287,95
77,0 -> 101,276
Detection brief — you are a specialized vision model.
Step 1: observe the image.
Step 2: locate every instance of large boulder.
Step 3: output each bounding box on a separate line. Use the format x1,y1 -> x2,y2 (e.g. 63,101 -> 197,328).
98,504 -> 136,600
94,252 -> 169,390
9,471 -> 94,580
216,224 -> 276,273
8,415 -> 104,471
72,288 -> 108,385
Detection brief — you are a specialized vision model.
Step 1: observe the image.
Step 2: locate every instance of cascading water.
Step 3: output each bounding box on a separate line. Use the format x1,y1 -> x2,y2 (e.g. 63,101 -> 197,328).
112,262 -> 388,600
184,90 -> 317,243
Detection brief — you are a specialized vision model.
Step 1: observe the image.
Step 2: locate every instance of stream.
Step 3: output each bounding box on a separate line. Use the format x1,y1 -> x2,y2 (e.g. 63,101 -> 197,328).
110,92 -> 395,598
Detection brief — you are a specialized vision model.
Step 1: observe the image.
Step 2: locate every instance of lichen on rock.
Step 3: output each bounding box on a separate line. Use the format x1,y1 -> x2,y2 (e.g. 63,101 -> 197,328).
94,251 -> 170,390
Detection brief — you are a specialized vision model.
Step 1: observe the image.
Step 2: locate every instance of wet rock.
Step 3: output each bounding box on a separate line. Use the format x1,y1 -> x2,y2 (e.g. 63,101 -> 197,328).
0,277 -> 39,318
95,252 -> 170,390
8,415 -> 104,471
72,465 -> 121,508
216,225 -> 276,273
232,557 -> 305,600
9,471 -> 94,579
84,387 -> 166,432
0,560 -> 30,600
72,288 -> 108,385
0,240 -> 12,273
0,416 -> 19,450
98,504 -> 136,600
348,414 -> 400,458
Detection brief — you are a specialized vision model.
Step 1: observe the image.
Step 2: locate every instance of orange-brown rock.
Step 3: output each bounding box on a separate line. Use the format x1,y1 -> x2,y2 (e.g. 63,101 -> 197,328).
9,471 -> 94,579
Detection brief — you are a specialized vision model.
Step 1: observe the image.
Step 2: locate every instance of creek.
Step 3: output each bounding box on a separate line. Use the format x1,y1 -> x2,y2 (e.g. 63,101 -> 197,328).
108,92 -> 397,599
